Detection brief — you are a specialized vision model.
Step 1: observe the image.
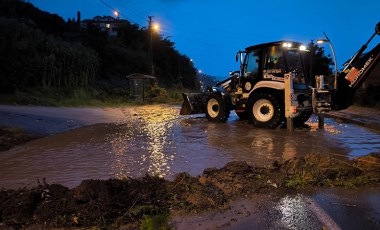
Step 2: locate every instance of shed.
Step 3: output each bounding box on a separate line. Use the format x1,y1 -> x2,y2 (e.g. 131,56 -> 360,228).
126,73 -> 156,102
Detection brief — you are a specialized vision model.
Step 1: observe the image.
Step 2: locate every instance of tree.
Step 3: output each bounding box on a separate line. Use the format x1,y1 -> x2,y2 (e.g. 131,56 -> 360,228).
0,17 -> 99,93
0,17 -> 45,92
304,41 -> 334,87
0,0 -> 66,34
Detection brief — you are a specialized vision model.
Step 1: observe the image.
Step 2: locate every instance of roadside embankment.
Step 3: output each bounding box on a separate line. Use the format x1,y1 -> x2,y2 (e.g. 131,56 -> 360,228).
326,105 -> 380,132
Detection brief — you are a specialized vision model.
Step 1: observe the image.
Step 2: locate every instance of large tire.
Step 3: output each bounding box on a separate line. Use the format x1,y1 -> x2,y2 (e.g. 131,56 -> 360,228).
249,92 -> 284,128
293,111 -> 313,125
205,94 -> 230,122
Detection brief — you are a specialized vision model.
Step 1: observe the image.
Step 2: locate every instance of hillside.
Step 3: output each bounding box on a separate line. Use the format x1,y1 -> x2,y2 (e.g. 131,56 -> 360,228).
0,0 -> 198,104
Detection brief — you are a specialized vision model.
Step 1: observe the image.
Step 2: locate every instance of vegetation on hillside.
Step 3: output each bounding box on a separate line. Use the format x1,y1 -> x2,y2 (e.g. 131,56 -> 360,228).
0,0 -> 199,105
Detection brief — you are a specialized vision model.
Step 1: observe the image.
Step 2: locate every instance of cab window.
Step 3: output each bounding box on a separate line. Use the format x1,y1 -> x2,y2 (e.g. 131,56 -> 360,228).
244,50 -> 260,78
263,46 -> 285,77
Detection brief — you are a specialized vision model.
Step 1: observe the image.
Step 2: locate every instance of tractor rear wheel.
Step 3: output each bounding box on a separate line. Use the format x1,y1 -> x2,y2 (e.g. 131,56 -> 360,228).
249,92 -> 283,128
205,94 -> 230,122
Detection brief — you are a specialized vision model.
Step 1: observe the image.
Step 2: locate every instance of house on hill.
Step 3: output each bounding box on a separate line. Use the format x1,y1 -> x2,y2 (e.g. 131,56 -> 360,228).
80,14 -> 130,36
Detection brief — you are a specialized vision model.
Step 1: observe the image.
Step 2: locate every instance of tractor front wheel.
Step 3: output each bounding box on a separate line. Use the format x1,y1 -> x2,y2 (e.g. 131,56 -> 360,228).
249,92 -> 283,128
205,94 -> 230,122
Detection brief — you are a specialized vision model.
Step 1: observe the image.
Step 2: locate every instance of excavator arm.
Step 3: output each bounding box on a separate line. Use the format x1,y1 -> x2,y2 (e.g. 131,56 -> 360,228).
332,21 -> 380,111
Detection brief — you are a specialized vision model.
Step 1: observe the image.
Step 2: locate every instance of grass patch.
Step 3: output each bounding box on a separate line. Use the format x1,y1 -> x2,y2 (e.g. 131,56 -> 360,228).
0,87 -> 98,106
0,85 -> 188,107
140,213 -> 172,230
285,176 -> 308,188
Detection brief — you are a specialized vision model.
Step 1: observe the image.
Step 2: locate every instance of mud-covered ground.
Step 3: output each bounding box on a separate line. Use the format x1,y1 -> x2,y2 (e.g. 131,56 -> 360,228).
0,126 -> 32,152
0,152 -> 379,229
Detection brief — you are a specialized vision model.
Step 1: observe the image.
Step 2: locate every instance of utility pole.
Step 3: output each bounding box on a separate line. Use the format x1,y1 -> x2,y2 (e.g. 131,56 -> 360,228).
148,16 -> 154,77
309,40 -> 315,86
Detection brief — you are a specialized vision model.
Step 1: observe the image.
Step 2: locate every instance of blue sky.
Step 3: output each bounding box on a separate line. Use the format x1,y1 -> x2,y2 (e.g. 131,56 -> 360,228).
30,0 -> 379,78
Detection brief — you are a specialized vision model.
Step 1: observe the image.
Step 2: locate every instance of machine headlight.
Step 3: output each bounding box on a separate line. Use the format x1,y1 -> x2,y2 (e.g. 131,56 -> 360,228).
282,42 -> 292,48
299,45 -> 307,51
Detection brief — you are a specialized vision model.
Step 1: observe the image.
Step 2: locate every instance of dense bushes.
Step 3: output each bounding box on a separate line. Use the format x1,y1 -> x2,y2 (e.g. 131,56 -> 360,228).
0,17 -> 99,93
40,39 -> 99,88
0,0 -> 198,104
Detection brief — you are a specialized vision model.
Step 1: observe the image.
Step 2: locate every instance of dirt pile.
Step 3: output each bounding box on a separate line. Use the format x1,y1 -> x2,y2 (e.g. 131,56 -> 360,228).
280,153 -> 380,187
0,126 -> 32,151
0,153 -> 379,229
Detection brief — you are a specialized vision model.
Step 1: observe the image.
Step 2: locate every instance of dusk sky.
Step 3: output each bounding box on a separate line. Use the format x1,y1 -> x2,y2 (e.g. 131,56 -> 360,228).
29,0 -> 379,78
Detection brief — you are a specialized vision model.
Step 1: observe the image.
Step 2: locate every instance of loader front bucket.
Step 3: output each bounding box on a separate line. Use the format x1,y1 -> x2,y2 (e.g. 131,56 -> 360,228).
179,92 -> 206,115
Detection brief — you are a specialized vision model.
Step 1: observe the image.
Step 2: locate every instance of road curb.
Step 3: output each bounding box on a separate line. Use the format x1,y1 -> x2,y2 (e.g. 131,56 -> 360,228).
305,197 -> 342,230
325,113 -> 380,132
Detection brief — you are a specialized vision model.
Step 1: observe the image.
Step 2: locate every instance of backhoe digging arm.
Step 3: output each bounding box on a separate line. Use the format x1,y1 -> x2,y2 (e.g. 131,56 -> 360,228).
333,21 -> 380,110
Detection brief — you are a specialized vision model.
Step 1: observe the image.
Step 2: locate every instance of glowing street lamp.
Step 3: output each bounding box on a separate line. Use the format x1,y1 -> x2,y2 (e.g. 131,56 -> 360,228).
152,23 -> 160,32
317,33 -> 338,89
114,11 -> 119,19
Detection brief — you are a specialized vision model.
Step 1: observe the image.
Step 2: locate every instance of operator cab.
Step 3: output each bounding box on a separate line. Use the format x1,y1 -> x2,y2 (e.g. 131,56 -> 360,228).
239,41 -> 308,91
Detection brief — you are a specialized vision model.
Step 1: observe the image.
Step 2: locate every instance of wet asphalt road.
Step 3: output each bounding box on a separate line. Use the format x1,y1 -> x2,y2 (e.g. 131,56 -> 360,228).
1,104 -> 379,189
173,187 -> 380,230
0,105 -> 128,136
0,104 -> 379,229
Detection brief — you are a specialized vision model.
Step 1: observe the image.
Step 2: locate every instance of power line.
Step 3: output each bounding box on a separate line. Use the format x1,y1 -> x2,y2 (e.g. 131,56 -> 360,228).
100,0 -> 242,41
97,0 -> 266,56
113,0 -> 147,23
99,0 -> 140,26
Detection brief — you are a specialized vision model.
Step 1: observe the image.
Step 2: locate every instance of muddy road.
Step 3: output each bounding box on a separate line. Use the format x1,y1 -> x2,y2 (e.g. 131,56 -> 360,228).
0,104 -> 379,189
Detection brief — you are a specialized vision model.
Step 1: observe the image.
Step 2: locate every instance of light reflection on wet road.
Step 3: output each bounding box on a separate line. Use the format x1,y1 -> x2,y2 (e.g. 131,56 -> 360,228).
0,105 -> 379,189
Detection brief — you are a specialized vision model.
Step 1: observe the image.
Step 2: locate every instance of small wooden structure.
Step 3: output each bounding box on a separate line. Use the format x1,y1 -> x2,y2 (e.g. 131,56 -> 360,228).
126,73 -> 156,102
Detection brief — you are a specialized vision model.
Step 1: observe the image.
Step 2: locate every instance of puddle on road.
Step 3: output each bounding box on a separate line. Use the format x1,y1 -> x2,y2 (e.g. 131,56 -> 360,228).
0,105 -> 379,189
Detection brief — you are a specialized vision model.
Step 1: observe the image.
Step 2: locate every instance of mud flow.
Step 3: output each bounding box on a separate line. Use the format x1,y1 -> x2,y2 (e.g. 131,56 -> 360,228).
0,105 -> 379,189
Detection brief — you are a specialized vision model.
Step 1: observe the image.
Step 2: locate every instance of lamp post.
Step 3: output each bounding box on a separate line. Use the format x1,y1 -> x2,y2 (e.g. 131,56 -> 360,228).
309,40 -> 315,86
148,16 -> 159,77
317,32 -> 338,90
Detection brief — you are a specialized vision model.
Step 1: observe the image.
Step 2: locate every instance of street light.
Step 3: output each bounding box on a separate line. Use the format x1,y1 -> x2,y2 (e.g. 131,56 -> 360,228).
148,17 -> 160,77
152,23 -> 160,32
317,32 -> 338,89
114,11 -> 119,19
